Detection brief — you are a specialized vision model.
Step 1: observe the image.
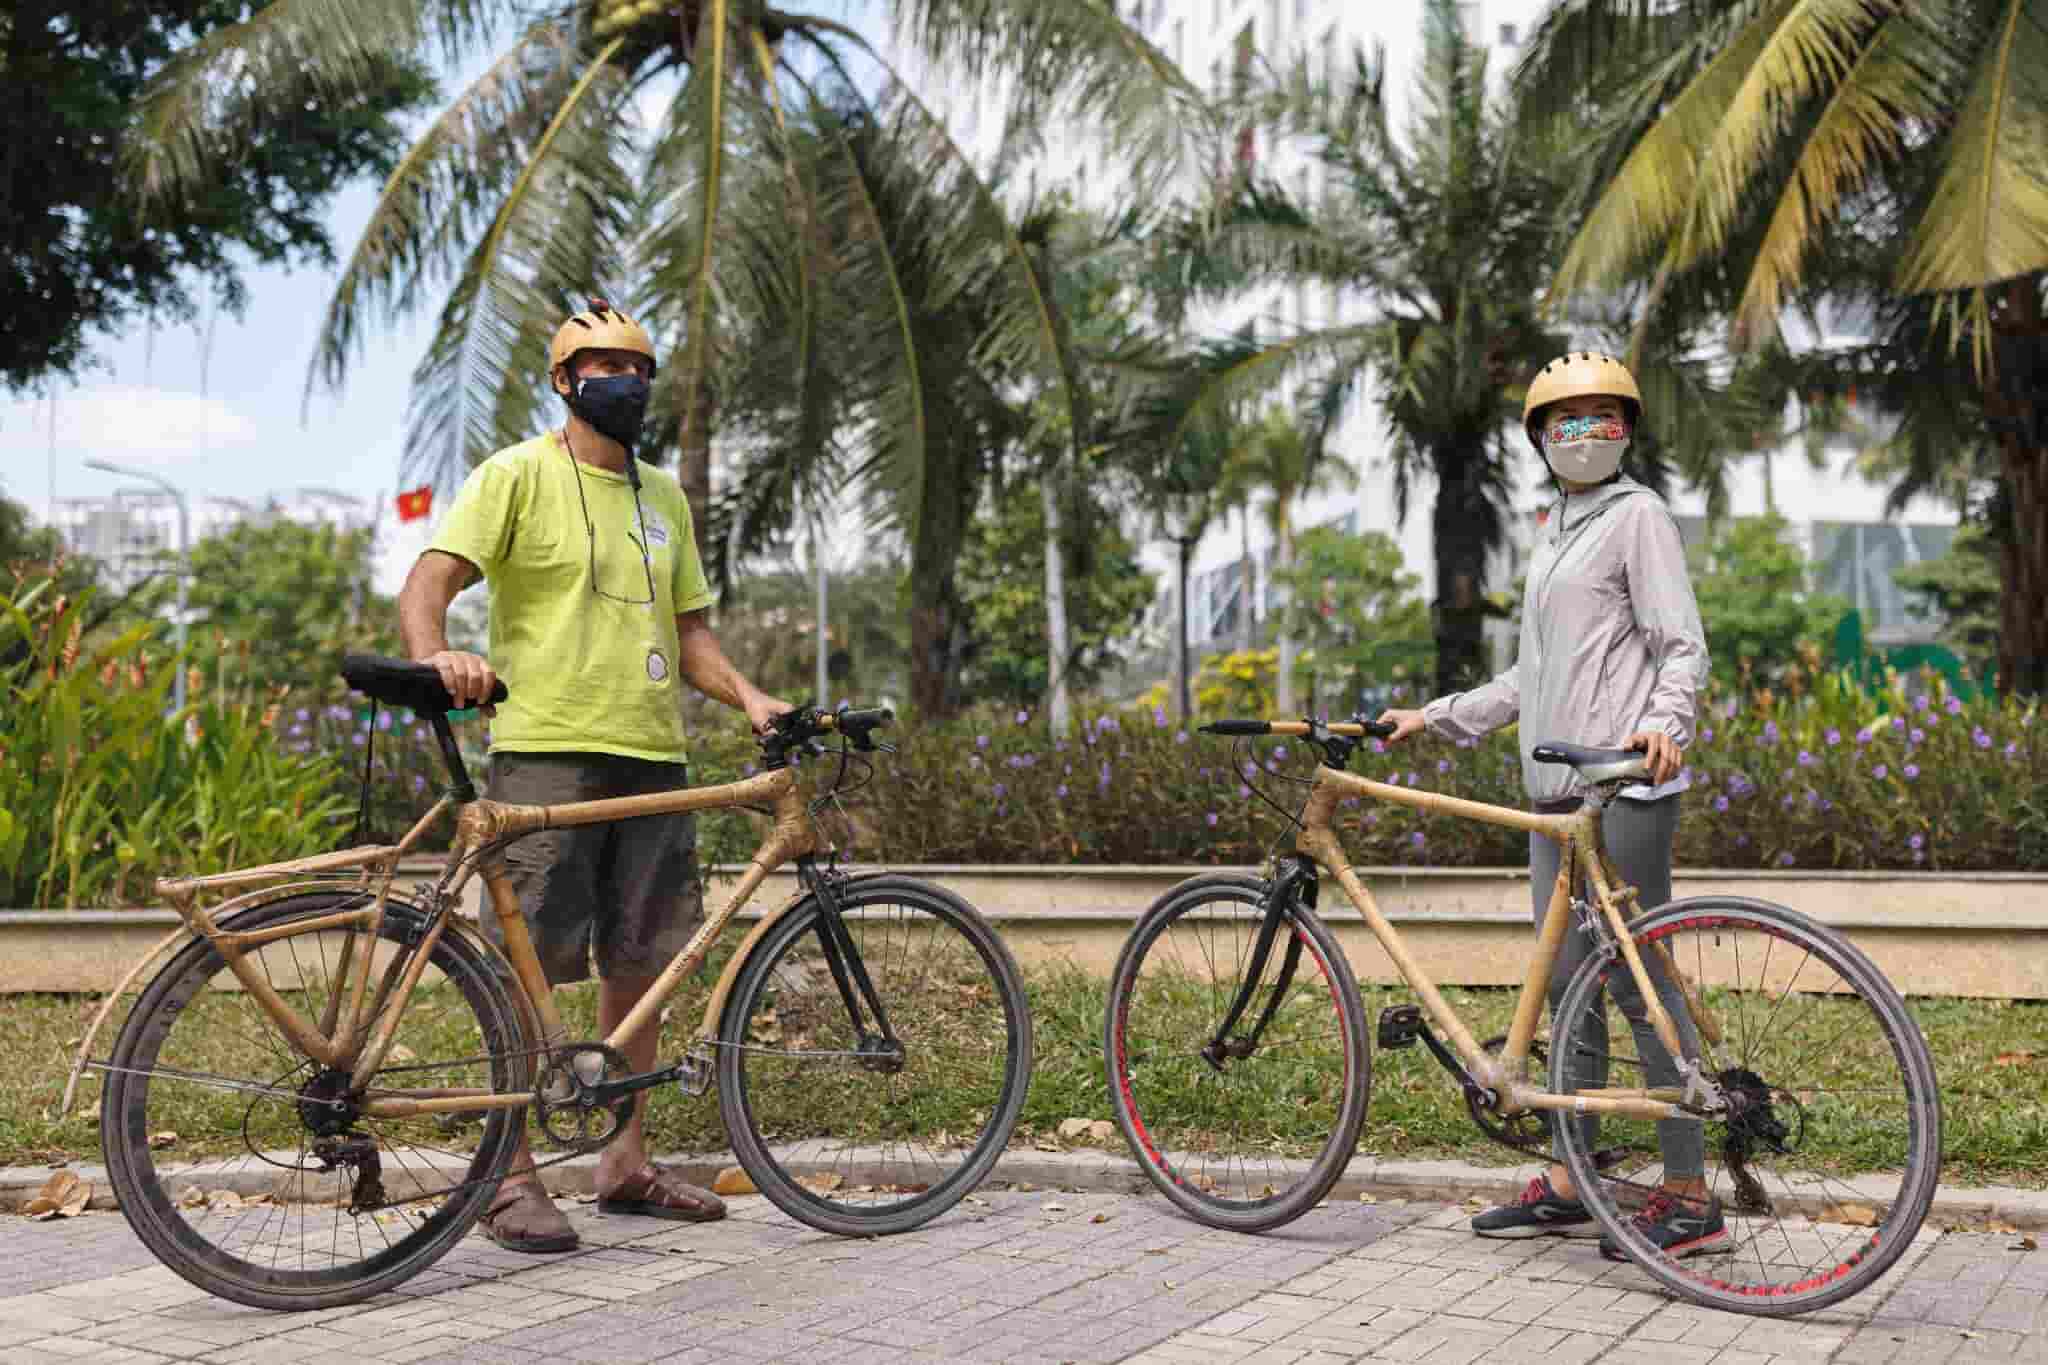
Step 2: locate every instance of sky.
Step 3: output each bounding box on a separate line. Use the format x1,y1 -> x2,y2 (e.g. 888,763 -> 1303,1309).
0,1 -> 885,597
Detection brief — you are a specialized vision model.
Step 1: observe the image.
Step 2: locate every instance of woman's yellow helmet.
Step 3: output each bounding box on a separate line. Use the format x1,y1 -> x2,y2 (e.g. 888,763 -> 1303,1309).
1522,351 -> 1640,448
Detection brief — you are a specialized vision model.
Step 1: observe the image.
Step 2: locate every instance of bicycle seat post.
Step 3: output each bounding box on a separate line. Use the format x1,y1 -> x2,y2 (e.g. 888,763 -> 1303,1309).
427,713 -> 478,803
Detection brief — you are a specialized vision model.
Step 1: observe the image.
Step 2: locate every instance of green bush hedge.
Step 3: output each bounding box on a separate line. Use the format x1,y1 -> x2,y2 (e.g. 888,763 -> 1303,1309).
9,566 -> 2044,910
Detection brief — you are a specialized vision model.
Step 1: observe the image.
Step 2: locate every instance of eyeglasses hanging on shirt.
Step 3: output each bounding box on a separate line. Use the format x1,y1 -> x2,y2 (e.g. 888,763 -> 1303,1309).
564,434 -> 657,606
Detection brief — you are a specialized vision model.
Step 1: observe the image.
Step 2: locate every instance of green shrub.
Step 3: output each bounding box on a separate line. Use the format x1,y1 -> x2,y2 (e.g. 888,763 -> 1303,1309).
1,577 -> 355,907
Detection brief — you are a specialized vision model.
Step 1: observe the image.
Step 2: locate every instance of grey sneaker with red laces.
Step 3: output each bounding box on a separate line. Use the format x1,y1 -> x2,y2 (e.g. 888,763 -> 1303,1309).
1599,1189 -> 1729,1261
1469,1174 -> 1601,1239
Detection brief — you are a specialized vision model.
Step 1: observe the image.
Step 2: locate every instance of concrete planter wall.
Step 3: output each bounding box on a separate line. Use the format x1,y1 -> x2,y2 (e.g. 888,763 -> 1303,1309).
4,863 -> 2045,998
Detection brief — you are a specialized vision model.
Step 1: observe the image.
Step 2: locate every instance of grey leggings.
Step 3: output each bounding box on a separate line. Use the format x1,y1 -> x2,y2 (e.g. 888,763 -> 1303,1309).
1530,793 -> 1703,1179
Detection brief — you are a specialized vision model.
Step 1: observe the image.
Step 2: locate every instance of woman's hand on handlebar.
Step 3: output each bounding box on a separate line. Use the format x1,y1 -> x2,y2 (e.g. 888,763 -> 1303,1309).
420,650 -> 498,716
1376,708 -> 1426,744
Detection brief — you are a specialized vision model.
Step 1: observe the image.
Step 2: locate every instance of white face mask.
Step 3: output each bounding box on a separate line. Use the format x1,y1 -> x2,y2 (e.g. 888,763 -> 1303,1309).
1542,413 -> 1629,484
1545,437 -> 1628,484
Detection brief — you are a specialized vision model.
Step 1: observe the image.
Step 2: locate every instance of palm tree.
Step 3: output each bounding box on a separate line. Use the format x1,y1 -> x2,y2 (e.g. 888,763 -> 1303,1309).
1515,0 -> 2048,695
1124,0 -> 1569,695
126,1 -> 1207,553
1229,408 -> 1356,714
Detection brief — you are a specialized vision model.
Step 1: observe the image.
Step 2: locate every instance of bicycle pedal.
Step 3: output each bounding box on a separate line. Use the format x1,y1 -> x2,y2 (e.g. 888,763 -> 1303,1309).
673,1052 -> 713,1098
1377,1004 -> 1425,1051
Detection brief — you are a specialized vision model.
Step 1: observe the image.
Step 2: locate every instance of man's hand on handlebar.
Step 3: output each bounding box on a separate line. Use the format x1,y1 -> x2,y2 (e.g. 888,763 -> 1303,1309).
420,650 -> 499,716
743,691 -> 795,736
1376,708 -> 1426,744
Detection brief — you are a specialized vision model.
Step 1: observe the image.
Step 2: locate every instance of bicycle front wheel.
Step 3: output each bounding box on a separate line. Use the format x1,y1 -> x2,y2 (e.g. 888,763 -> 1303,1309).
101,890 -> 531,1311
717,875 -> 1031,1236
1551,896 -> 1940,1316
1105,872 -> 1370,1232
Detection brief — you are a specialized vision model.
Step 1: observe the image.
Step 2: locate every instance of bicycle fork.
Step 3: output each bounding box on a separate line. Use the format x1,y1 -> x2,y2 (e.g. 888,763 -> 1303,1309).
1200,858 -> 1317,1071
800,860 -> 904,1074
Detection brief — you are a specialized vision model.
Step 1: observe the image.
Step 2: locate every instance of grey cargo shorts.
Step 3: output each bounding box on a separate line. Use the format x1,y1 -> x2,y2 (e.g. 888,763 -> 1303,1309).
485,751 -> 704,987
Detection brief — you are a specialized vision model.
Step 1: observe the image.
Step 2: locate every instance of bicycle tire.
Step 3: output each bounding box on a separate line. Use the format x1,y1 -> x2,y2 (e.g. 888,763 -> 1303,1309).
101,891 -> 531,1311
1105,872 -> 1370,1232
1551,895 -> 1940,1316
717,874 -> 1031,1237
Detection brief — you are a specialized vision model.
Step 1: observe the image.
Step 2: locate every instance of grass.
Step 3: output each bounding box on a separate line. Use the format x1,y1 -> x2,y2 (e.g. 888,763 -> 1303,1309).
10,969 -> 2048,1190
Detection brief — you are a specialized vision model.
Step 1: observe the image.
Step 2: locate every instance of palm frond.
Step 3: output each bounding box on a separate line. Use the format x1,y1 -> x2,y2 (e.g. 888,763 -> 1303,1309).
126,0 -> 506,207
896,0 -> 1214,199
402,38 -> 636,490
1550,3 -> 1787,296
1735,7 -> 1942,340
1894,0 -> 2048,330
305,19 -> 581,409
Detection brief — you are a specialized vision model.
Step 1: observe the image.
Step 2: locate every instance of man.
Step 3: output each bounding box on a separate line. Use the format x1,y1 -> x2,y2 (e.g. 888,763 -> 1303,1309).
398,298 -> 790,1253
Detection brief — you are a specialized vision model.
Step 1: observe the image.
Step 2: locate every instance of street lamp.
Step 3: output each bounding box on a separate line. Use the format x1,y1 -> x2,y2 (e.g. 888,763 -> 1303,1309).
84,460 -> 190,714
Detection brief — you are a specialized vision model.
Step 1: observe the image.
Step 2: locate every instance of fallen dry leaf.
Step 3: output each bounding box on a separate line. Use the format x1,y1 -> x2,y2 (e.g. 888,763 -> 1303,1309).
1993,1052 -> 2036,1067
2011,1235 -> 2038,1252
1056,1117 -> 1094,1140
796,1172 -> 844,1195
147,1131 -> 178,1150
1357,1192 -> 1379,1205
712,1166 -> 758,1197
1825,1203 -> 1880,1228
22,1170 -> 89,1221
1033,1141 -> 1063,1153
388,1044 -> 418,1064
1090,1213 -> 1111,1224
1042,1202 -> 1068,1213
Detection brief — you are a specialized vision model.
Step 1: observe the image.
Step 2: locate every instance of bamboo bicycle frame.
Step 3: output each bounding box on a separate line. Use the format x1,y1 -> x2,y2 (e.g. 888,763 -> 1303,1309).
1262,722 -> 1726,1125
111,761 -> 837,1123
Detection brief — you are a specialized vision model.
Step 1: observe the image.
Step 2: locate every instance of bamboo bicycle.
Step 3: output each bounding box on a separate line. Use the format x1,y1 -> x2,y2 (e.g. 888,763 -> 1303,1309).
71,655 -> 1031,1312
1103,717 -> 1940,1317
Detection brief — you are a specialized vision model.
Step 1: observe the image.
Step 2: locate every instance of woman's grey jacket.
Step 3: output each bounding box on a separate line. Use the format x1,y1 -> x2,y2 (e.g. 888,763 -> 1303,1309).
1420,476 -> 1710,804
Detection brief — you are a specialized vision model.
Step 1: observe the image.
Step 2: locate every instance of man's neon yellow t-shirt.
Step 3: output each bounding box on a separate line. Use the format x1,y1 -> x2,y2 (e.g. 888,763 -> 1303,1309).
430,431 -> 715,762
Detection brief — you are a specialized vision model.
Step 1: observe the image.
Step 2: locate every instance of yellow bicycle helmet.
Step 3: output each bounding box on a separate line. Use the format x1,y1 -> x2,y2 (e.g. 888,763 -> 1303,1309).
1522,351 -> 1640,449
548,297 -> 657,377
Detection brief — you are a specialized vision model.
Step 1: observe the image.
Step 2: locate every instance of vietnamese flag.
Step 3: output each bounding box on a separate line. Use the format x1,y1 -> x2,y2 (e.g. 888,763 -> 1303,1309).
396,486 -> 433,523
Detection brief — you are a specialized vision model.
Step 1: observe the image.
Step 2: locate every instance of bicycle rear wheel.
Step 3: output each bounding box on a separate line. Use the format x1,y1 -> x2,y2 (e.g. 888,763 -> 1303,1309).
1105,872 -> 1370,1231
717,875 -> 1031,1236
1551,896 -> 1940,1316
100,890 -> 531,1311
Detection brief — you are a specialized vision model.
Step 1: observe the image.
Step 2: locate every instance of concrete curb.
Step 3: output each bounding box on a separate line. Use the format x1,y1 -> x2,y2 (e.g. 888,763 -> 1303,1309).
8,1148 -> 2044,1231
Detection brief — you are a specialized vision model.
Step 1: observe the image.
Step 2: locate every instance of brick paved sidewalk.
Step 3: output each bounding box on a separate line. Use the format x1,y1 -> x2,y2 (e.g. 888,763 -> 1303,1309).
0,1191 -> 2042,1364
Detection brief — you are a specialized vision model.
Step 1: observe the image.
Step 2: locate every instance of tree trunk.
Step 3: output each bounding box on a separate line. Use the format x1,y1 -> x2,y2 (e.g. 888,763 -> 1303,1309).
1041,473 -> 1072,734
1172,538 -> 1193,722
907,444 -> 977,719
811,501 -> 829,706
1431,459 -> 1493,696
1275,514 -> 1297,716
1237,503 -> 1254,653
1988,277 -> 2048,698
677,380 -> 714,561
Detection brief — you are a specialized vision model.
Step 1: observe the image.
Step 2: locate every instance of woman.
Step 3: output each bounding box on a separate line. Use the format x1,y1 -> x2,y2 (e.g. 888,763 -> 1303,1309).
1379,352 -> 1718,1259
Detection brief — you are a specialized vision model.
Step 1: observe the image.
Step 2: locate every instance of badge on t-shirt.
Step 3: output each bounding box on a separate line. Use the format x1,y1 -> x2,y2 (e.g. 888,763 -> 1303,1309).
645,519 -> 670,548
647,648 -> 669,682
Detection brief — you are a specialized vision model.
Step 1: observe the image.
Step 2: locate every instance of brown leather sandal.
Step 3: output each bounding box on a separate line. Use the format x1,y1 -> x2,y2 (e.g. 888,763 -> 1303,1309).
595,1163 -> 727,1222
479,1180 -> 579,1253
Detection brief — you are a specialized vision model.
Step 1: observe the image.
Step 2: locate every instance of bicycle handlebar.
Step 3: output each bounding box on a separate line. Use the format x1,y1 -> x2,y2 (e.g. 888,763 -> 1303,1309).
1199,718 -> 1397,740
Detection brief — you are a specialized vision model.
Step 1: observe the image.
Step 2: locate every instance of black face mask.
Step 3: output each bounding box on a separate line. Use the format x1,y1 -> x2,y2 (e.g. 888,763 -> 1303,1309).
567,373 -> 650,452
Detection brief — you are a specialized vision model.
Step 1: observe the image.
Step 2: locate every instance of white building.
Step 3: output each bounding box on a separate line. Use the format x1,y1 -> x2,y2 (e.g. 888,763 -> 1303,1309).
50,487 -> 375,593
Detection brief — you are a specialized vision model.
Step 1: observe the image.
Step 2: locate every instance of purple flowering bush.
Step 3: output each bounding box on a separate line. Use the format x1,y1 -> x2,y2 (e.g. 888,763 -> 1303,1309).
746,678 -> 2047,871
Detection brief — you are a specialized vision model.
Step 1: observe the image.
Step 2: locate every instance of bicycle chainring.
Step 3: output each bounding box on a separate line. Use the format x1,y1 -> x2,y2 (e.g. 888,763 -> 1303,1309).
534,1043 -> 635,1153
1467,1034 -> 1552,1157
